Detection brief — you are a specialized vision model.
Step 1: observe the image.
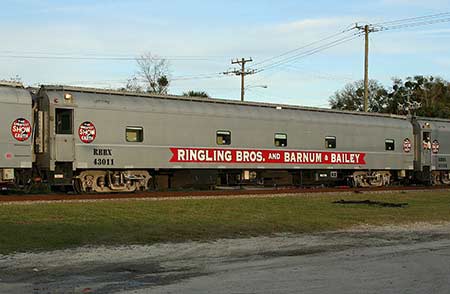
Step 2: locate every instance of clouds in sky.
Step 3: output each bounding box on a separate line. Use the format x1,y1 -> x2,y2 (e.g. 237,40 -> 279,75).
1,1 -> 450,107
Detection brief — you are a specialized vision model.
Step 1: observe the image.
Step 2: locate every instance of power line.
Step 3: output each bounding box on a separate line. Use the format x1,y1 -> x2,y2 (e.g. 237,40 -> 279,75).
374,12 -> 450,26
249,26 -> 356,69
0,54 -> 227,61
348,13 -> 450,112
250,12 -> 450,77
281,64 -> 355,82
172,74 -> 228,81
255,33 -> 363,73
0,50 -> 229,59
376,17 -> 450,32
44,72 -> 231,86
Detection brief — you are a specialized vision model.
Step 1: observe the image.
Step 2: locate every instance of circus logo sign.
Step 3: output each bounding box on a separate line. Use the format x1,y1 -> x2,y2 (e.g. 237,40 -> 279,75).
432,140 -> 440,154
403,138 -> 412,153
11,118 -> 31,142
79,121 -> 97,144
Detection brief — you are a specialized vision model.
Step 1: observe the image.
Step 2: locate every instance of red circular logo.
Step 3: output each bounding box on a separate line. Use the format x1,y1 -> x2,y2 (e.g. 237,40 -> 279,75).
11,118 -> 31,141
403,138 -> 412,153
432,140 -> 440,154
79,121 -> 96,143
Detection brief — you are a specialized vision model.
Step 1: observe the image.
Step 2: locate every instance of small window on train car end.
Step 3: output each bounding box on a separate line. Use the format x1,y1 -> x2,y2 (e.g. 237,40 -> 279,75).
55,108 -> 73,135
275,133 -> 287,147
385,139 -> 395,151
325,136 -> 336,149
126,127 -> 144,142
217,130 -> 231,145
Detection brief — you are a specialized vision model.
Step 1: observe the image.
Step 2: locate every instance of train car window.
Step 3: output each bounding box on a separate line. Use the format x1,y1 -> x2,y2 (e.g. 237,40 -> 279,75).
275,133 -> 287,147
325,136 -> 336,149
385,139 -> 395,151
55,108 -> 73,135
126,127 -> 144,142
217,130 -> 231,145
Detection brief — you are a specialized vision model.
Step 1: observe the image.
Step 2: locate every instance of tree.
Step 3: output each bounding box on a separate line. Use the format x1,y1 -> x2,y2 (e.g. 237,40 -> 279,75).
0,75 -> 22,84
123,76 -> 143,93
329,76 -> 450,119
329,80 -> 389,112
127,52 -> 170,94
182,90 -> 210,98
388,76 -> 450,118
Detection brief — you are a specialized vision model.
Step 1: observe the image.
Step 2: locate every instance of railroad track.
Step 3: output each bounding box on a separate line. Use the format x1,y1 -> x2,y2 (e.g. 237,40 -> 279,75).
0,185 -> 448,203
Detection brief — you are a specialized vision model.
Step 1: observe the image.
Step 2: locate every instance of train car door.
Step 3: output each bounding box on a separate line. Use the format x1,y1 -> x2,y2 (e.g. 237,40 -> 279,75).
54,108 -> 75,162
422,131 -> 432,169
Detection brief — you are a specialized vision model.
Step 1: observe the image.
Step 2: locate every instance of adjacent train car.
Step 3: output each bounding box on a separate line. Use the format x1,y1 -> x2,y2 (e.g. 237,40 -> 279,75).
35,85 -> 414,192
412,117 -> 450,184
0,82 -> 33,188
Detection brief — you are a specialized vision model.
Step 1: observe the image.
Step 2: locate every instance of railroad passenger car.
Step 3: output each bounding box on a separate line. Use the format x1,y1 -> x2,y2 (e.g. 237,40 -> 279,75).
34,85 -> 415,192
412,117 -> 450,184
0,82 -> 33,188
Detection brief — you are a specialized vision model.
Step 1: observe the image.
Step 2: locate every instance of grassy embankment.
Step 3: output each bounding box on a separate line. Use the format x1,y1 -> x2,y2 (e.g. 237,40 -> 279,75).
0,191 -> 449,254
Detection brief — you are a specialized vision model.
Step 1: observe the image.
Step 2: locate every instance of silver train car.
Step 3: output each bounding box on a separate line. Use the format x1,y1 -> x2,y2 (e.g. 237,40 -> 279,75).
412,117 -> 450,184
0,83 -> 449,192
0,82 -> 33,188
35,85 -> 415,192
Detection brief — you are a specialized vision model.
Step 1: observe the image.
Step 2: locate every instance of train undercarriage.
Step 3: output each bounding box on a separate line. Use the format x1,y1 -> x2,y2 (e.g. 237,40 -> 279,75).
350,171 -> 392,188
3,168 -> 449,194
141,169 -> 448,191
95,169 -> 402,191
73,170 -> 151,193
431,171 -> 450,185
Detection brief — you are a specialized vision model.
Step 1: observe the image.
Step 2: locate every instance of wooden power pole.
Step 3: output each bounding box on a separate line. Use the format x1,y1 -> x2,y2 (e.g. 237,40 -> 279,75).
355,24 -> 377,112
224,58 -> 255,102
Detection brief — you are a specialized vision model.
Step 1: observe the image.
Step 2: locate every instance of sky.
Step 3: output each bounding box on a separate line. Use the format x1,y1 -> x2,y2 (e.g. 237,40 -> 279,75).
1,0 -> 450,107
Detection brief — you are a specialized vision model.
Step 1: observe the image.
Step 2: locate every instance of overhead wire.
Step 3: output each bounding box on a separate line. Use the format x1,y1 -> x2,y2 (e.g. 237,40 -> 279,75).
251,12 -> 450,76
376,17 -> 450,32
0,50 -> 229,60
42,71 -> 230,86
281,64 -> 355,82
0,54 -> 223,61
171,73 -> 229,81
5,12 -> 450,89
255,32 -> 363,73
249,26 -> 356,69
373,12 -> 450,26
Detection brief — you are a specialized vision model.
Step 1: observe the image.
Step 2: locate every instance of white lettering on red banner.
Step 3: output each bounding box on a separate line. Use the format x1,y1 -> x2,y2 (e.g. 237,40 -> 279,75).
170,148 -> 366,165
11,118 -> 31,142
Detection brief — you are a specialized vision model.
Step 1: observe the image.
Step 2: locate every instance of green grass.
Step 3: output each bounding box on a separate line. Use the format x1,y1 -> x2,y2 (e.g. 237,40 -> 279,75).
0,191 -> 449,254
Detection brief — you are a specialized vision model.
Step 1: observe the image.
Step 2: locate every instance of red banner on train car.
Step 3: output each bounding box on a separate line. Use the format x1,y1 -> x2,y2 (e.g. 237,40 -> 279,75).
169,148 -> 366,165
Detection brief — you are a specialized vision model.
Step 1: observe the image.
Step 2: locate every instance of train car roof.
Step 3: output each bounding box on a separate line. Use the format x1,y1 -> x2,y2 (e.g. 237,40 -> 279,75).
414,116 -> 450,123
40,85 -> 413,121
0,82 -> 32,104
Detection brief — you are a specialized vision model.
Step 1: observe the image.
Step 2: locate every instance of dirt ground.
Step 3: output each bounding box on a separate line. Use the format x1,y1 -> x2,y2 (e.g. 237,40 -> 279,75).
1,222 -> 450,294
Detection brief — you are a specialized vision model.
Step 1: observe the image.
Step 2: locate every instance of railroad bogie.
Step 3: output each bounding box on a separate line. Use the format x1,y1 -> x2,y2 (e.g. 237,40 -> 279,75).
75,170 -> 151,193
351,171 -> 392,188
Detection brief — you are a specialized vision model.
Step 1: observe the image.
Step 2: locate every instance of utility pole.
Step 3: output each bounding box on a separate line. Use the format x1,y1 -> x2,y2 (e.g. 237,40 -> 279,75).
355,24 -> 378,112
224,58 -> 255,102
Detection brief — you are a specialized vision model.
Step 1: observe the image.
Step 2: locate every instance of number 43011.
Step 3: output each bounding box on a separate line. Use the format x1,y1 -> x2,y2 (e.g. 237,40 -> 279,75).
93,158 -> 114,166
